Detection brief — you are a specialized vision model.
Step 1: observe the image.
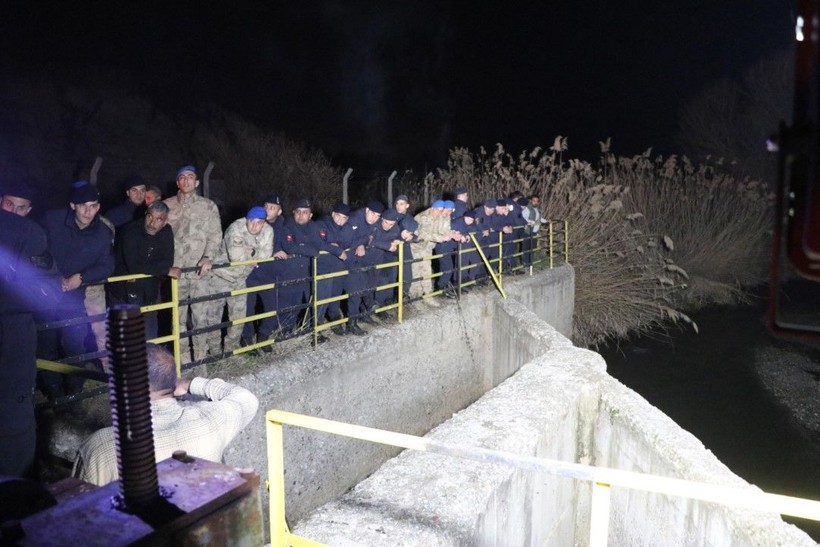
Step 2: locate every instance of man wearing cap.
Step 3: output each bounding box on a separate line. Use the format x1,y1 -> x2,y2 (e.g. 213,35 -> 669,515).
38,181 -> 114,399
409,200 -> 461,304
394,195 -> 417,298
104,175 -> 146,228
314,202 -> 353,336
368,208 -> 404,307
434,200 -> 461,294
204,206 -> 273,354
263,194 -> 285,231
1,180 -> 34,217
341,201 -> 384,331
108,201 -> 178,340
164,165 -> 223,362
494,198 -> 526,273
471,199 -> 498,282
274,198 -> 325,334
452,187 -> 469,219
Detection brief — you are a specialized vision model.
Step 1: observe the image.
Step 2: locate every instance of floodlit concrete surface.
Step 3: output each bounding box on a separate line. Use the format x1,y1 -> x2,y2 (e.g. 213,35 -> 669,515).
50,263 -> 815,545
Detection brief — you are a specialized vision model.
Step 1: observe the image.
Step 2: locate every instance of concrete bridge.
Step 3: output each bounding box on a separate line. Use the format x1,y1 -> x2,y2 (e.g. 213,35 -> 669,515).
52,264 -> 816,545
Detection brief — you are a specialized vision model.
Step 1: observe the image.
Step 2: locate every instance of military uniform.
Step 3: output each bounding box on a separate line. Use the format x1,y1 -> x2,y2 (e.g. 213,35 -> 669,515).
205,217 -> 273,353
164,191 -> 222,360
409,207 -> 450,298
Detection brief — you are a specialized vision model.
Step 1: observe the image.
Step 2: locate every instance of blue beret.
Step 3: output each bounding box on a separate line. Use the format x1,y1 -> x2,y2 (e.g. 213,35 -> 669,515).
176,165 -> 197,178
443,200 -> 455,209
432,200 -> 446,208
246,206 -> 267,220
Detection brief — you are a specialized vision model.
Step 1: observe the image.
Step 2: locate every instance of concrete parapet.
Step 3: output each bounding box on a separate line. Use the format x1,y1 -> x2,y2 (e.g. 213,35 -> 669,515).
292,271 -> 815,546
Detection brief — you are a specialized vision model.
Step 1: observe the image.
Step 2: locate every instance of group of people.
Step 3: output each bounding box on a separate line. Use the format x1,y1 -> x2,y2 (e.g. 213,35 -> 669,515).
0,165 -> 547,479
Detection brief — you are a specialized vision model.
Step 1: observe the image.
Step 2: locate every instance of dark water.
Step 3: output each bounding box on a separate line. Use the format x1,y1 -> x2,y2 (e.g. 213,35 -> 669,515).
600,300 -> 820,540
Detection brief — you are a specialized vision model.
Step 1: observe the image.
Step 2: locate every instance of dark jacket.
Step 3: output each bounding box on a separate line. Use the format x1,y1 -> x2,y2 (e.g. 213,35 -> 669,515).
0,211 -> 59,314
40,208 -> 115,306
111,219 -> 174,304
105,201 -> 143,228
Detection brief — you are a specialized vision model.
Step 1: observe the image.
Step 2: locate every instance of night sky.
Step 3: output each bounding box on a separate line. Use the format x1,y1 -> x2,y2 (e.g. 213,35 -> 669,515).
1,1 -> 795,173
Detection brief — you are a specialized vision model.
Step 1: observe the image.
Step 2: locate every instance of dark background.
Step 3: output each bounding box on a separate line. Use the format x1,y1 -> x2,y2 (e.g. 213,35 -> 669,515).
0,1 -> 795,172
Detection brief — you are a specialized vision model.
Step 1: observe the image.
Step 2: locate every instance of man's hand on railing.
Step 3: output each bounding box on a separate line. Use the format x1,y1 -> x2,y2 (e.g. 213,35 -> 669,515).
196,257 -> 213,275
168,267 -> 182,279
273,250 -> 288,260
174,377 -> 192,397
61,273 -> 83,292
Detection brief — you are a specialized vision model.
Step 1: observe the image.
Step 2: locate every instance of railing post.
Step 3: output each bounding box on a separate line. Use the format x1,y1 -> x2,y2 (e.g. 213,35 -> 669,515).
564,220 -> 569,263
457,241 -> 462,299
589,481 -> 611,547
267,416 -> 288,546
397,242 -> 404,323
498,232 -> 504,280
313,256 -> 319,349
171,276 -> 181,376
549,222 -> 555,269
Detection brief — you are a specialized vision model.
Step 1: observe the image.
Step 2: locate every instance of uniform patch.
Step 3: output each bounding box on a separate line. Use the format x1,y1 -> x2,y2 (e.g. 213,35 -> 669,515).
286,234 -> 295,242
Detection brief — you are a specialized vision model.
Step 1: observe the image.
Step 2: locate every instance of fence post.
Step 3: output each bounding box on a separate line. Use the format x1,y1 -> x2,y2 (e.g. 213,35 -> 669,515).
89,156 -> 103,186
313,256 -> 319,349
397,242 -> 403,323
387,170 -> 397,205
549,222 -> 555,269
203,161 -> 215,199
343,168 -> 353,205
564,220 -> 569,263
171,277 -> 181,376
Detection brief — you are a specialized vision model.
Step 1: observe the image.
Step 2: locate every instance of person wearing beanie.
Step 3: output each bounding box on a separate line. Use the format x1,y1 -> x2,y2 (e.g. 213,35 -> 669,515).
163,165 -> 223,362
104,175 -> 146,228
1,179 -> 35,217
204,206 -> 273,355
37,181 -> 114,400
393,195 -> 416,298
108,201 -> 177,340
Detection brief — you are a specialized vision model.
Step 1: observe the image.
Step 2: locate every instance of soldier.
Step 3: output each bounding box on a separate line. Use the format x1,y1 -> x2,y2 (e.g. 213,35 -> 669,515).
164,165 -> 222,362
434,200 -> 459,293
520,194 -> 544,266
368,208 -> 403,307
205,206 -> 273,354
38,182 -> 114,399
452,187 -> 469,219
394,195 -> 416,297
104,175 -> 146,228
314,202 -> 353,337
343,201 -> 383,331
472,199 -> 497,282
410,200 -> 461,305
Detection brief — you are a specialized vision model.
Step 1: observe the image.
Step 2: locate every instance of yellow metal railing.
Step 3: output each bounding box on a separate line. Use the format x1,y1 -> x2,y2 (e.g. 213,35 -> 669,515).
36,223 -> 569,401
265,409 -> 820,547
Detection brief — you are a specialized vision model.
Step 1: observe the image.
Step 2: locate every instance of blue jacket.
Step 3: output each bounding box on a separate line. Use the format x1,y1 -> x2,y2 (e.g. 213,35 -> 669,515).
41,208 -> 114,305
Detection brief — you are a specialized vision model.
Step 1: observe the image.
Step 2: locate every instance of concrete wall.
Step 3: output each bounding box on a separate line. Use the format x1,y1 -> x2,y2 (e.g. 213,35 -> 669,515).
291,273 -> 815,546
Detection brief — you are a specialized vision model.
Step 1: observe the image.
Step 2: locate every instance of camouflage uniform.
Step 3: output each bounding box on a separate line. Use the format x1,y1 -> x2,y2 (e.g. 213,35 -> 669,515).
410,208 -> 451,298
164,192 -> 222,360
205,218 -> 273,353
